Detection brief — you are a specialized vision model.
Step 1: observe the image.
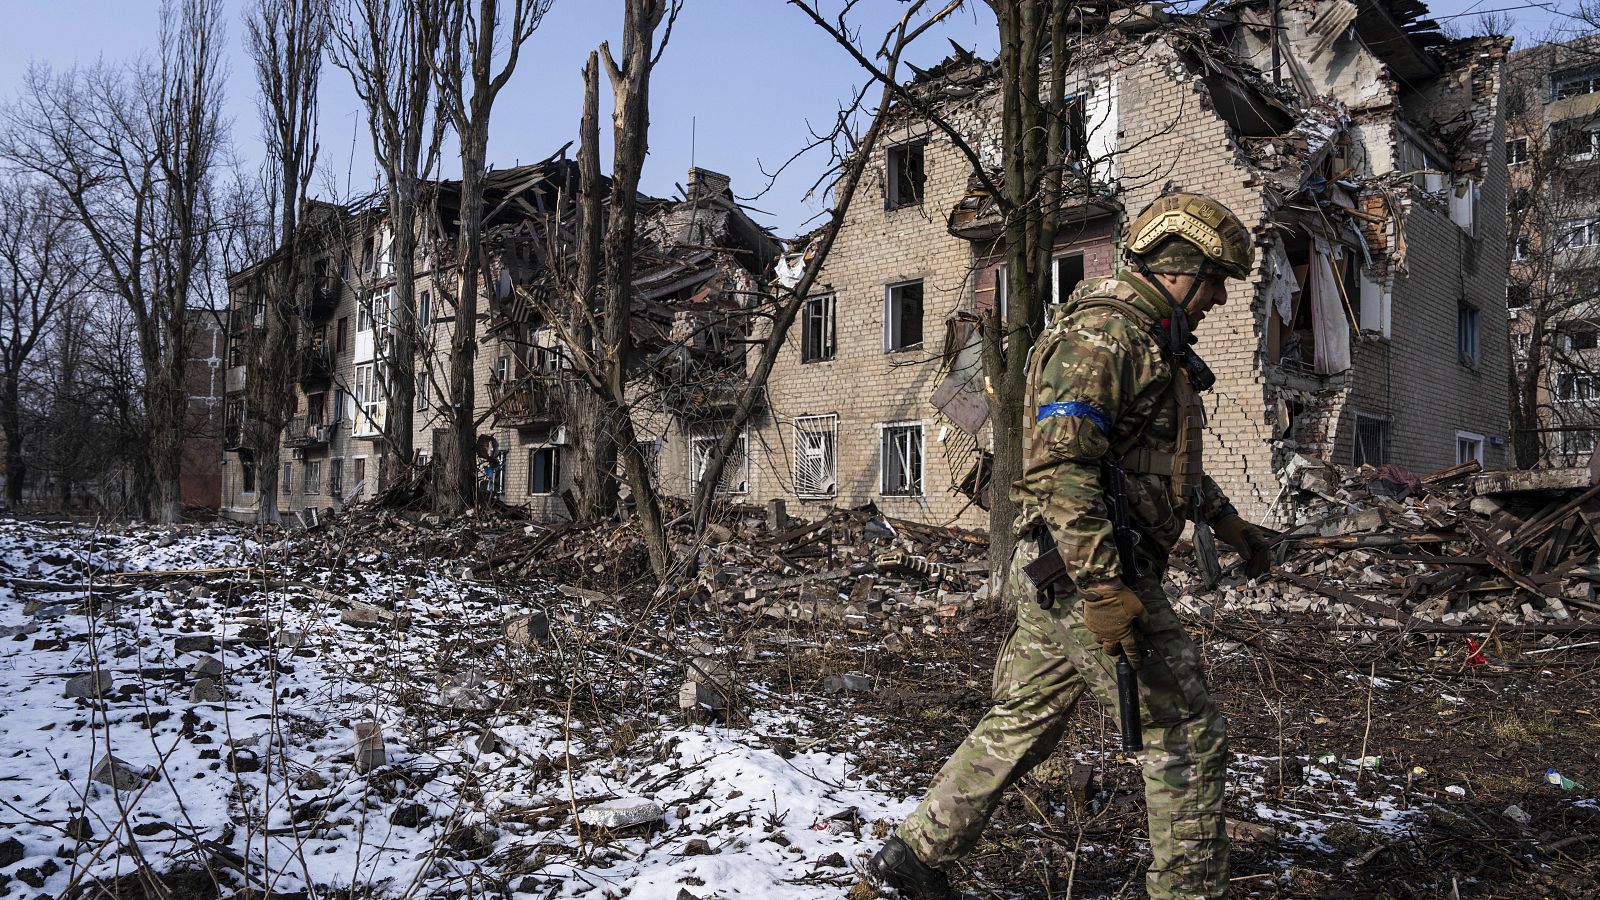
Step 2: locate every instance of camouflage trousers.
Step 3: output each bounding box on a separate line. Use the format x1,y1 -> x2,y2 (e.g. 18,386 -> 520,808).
897,535 -> 1230,899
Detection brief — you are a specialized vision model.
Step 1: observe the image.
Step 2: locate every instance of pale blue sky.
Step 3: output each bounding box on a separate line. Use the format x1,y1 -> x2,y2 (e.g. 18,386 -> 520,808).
0,0 -> 1580,236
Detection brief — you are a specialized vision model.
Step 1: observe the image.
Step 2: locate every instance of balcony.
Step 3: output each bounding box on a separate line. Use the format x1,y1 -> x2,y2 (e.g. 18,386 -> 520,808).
666,373 -> 758,422
223,422 -> 246,451
297,344 -> 333,385
284,416 -> 335,450
488,377 -> 560,428
306,276 -> 338,319
225,365 -> 248,394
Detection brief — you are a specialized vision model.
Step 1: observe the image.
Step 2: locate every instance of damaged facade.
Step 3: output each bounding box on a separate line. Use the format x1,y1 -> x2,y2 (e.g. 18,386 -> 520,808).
219,163 -> 777,523
1503,35 -> 1600,467
735,0 -> 1512,528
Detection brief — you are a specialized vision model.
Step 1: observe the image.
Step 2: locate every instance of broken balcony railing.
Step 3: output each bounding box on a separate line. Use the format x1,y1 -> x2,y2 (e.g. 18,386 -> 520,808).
488,376 -> 561,428
284,416 -> 335,449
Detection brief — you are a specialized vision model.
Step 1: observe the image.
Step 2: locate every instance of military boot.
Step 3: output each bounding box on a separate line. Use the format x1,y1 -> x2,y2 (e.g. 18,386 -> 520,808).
862,836 -> 954,899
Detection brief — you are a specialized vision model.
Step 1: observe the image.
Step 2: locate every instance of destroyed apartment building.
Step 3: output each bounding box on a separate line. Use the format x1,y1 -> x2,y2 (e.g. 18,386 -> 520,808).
1503,34 -> 1600,467
726,0 -> 1513,530
219,162 -> 779,523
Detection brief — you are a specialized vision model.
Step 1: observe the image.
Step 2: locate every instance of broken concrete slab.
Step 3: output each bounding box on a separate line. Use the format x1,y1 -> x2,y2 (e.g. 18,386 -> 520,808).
173,635 -> 216,654
679,680 -> 726,711
64,670 -> 113,699
505,610 -> 550,646
354,721 -> 385,773
579,800 -> 663,829
189,678 -> 223,703
190,655 -> 224,678
822,673 -> 876,694
90,755 -> 151,791
1473,467 -> 1592,495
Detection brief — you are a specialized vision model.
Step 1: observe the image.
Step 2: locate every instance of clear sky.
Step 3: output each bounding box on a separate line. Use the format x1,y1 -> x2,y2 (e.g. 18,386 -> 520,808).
0,0 -> 1582,237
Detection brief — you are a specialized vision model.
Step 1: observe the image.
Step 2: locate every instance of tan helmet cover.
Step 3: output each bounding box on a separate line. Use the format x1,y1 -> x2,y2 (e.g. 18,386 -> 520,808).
1126,193 -> 1255,279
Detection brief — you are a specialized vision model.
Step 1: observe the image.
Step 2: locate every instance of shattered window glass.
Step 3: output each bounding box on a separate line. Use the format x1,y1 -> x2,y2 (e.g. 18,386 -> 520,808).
886,142 -> 925,208
881,423 -> 923,496
885,281 -> 924,352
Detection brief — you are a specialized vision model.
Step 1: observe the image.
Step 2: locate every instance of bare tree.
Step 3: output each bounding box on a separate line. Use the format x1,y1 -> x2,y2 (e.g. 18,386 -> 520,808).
244,0 -> 329,524
0,178 -> 92,505
332,0 -> 448,484
423,0 -> 553,514
0,0 -> 229,522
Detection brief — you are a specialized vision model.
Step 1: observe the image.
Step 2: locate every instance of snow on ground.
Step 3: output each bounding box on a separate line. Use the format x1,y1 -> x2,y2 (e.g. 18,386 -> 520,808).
0,520 -> 918,898
0,518 -> 1472,898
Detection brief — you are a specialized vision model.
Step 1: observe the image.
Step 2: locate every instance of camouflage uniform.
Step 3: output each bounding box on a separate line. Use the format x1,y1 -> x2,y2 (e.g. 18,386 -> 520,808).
896,273 -> 1232,900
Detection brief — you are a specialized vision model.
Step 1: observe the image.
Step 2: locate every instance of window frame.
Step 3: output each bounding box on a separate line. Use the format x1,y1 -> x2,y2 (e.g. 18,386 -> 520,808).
329,457 -> 344,498
1506,137 -> 1529,165
1455,431 -> 1486,466
792,414 -> 839,499
303,460 -> 322,495
879,421 -> 925,498
690,431 -> 749,496
527,445 -> 560,496
1352,412 -> 1391,468
883,279 -> 925,353
885,140 -> 927,209
1051,252 -> 1087,305
282,462 -> 294,496
801,293 -> 836,363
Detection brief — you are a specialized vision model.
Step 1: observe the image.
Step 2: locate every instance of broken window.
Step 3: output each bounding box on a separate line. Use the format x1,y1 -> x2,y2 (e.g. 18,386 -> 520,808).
492,355 -> 510,385
1557,218 -> 1600,250
1065,94 -> 1089,162
336,316 -> 349,352
1396,133 -> 1445,192
528,446 -> 560,495
416,373 -> 428,411
306,392 -> 326,425
241,454 -> 256,495
1554,67 -> 1600,100
418,290 -> 431,329
1353,414 -> 1391,467
304,460 -> 321,495
1561,429 -> 1597,461
802,293 -> 836,363
1508,284 -> 1531,311
1458,303 -> 1480,367
353,457 -> 366,495
793,415 -> 838,498
886,141 -> 925,208
995,264 -> 1008,319
1450,181 -> 1478,235
1358,269 -> 1389,337
1514,235 -> 1531,260
282,463 -> 294,496
361,235 -> 376,274
691,432 -> 748,495
1554,124 -> 1600,160
1456,432 -> 1485,466
880,422 -> 923,497
1514,333 -> 1531,356
884,280 -> 924,352
329,458 -> 344,498
1506,138 -> 1528,165
1053,253 -> 1086,304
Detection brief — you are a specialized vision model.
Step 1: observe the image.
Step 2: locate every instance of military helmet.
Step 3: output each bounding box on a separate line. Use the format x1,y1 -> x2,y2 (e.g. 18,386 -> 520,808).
1126,193 -> 1254,279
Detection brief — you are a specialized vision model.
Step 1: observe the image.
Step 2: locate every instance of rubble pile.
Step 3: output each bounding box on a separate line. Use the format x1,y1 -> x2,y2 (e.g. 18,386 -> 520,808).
1177,457 -> 1600,630
688,502 -> 990,639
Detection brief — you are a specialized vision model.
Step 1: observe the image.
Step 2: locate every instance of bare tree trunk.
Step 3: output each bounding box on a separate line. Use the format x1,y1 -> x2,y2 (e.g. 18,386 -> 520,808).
2,373 -> 23,506
245,0 -> 327,524
568,53 -> 618,522
426,0 -> 552,514
333,1 -> 446,484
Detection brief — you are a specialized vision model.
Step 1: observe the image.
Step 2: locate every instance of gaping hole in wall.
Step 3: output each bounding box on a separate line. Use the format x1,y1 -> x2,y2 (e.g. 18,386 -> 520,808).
1263,231 -> 1357,377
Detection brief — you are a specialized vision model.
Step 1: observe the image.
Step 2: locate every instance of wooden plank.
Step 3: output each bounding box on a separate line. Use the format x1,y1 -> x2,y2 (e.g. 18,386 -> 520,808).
1466,521 -> 1560,599
1472,467 -> 1592,495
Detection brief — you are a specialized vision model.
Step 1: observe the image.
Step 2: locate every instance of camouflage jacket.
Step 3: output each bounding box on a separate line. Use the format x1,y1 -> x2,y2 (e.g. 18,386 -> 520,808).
1011,273 -> 1235,588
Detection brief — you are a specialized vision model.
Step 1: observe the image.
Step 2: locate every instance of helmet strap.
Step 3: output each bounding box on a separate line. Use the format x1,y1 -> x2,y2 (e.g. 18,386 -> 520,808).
1131,254 -> 1217,392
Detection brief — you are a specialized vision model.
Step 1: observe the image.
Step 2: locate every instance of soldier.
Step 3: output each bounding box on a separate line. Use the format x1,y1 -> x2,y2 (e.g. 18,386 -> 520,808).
864,193 -> 1276,900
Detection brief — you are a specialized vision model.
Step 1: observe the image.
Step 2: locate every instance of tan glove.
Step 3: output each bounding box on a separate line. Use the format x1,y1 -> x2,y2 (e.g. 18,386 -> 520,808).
1081,581 -> 1151,664
1214,513 -> 1275,578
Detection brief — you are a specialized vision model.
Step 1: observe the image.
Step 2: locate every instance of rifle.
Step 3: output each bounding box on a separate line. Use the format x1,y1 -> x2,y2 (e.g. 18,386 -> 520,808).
1020,457 -> 1147,752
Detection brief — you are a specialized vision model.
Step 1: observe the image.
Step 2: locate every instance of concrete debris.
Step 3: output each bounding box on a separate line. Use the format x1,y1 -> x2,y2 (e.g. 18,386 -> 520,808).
63,670 -> 113,699
578,800 -> 663,830
189,677 -> 223,703
190,655 -> 225,678
353,721 -> 385,773
1179,456 -> 1600,630
90,755 -> 151,791
505,610 -> 551,646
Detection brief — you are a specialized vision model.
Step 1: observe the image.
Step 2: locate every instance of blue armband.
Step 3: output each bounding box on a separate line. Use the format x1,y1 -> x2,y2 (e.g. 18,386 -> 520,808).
1037,401 -> 1111,434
